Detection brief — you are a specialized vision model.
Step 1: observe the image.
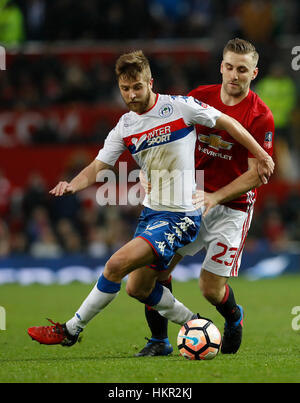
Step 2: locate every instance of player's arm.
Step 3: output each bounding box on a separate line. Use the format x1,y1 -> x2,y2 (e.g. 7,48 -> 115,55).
214,113 -> 274,184
49,159 -> 112,196
177,97 -> 274,183
194,158 -> 262,216
50,119 -> 126,197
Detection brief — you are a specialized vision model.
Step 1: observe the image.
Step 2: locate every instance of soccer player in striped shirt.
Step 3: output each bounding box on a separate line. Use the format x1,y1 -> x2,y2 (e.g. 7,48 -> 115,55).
136,38 -> 274,356
28,48 -> 274,349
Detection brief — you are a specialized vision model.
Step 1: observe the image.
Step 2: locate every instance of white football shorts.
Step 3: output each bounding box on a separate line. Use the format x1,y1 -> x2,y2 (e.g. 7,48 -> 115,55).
177,204 -> 254,277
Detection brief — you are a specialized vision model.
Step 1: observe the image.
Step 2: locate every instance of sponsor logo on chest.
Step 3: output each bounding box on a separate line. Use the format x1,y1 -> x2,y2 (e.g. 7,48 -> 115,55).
198,134 -> 233,151
198,133 -> 234,160
131,125 -> 172,150
125,118 -> 191,153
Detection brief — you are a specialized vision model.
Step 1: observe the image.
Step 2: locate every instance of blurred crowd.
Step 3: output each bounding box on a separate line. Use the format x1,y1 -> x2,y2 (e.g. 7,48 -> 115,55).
0,46 -> 299,176
0,0 -> 300,258
0,166 -> 300,259
0,0 -> 299,44
0,168 -> 142,258
0,51 -> 207,110
247,188 -> 300,253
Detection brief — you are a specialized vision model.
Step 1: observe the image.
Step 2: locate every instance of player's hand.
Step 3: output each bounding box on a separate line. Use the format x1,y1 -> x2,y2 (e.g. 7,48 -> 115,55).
192,190 -> 218,217
49,181 -> 75,196
139,170 -> 151,194
257,155 -> 275,184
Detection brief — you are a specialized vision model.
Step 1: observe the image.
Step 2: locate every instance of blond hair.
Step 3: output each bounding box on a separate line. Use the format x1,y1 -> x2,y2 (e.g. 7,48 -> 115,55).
223,38 -> 259,66
115,50 -> 152,82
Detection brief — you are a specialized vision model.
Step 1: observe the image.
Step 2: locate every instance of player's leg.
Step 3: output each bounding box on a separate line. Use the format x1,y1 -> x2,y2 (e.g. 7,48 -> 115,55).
177,205 -> 251,353
123,208 -> 202,327
199,268 -> 243,322
28,207 -> 202,346
144,274 -> 172,340
199,269 -> 228,305
197,205 -> 251,353
199,268 -> 244,354
126,264 -> 196,326
28,236 -> 157,346
64,236 -> 157,334
127,266 -> 174,356
134,254 -> 182,356
136,218 -> 204,357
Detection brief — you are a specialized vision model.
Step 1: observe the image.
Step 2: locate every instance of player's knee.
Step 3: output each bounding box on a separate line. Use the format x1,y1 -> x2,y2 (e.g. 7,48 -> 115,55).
126,282 -> 149,301
104,254 -> 127,281
199,277 -> 221,305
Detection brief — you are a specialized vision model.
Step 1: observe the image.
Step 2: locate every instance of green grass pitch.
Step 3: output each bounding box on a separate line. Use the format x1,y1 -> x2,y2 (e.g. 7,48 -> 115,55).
0,274 -> 299,383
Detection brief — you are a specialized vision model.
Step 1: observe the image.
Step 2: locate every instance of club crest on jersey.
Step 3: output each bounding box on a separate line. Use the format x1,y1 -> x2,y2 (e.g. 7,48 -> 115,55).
159,104 -> 173,118
198,134 -> 233,151
264,131 -> 273,149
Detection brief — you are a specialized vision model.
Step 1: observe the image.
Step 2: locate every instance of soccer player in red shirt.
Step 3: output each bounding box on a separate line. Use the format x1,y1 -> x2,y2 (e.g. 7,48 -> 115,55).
134,38 -> 275,356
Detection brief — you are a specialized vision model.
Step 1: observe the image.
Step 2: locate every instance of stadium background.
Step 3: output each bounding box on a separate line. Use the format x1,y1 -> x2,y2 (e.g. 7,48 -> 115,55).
0,0 -> 300,285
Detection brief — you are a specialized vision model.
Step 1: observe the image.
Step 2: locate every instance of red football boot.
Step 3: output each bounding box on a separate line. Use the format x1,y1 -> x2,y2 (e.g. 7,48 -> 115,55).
28,318 -> 82,347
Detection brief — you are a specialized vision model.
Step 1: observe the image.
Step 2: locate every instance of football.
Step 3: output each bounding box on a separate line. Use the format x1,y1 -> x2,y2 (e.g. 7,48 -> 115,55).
177,318 -> 221,360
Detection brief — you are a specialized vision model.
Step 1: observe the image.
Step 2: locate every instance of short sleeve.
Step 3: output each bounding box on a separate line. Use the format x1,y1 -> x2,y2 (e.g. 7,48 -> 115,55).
248,110 -> 275,158
96,119 -> 126,166
175,96 -> 222,128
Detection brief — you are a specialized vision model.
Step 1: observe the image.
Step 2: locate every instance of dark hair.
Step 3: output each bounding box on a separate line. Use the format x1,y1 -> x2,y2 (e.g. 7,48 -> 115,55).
223,38 -> 259,66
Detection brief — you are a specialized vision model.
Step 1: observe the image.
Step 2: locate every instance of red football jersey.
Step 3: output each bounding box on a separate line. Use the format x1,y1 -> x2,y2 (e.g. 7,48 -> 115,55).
188,84 -> 274,212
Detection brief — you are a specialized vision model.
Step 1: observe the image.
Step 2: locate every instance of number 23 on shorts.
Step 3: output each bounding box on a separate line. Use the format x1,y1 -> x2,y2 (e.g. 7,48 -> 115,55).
211,242 -> 238,267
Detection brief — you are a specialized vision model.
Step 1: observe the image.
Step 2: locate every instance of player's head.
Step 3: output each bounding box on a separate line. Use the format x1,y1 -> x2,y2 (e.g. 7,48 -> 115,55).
115,50 -> 154,114
221,38 -> 259,98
